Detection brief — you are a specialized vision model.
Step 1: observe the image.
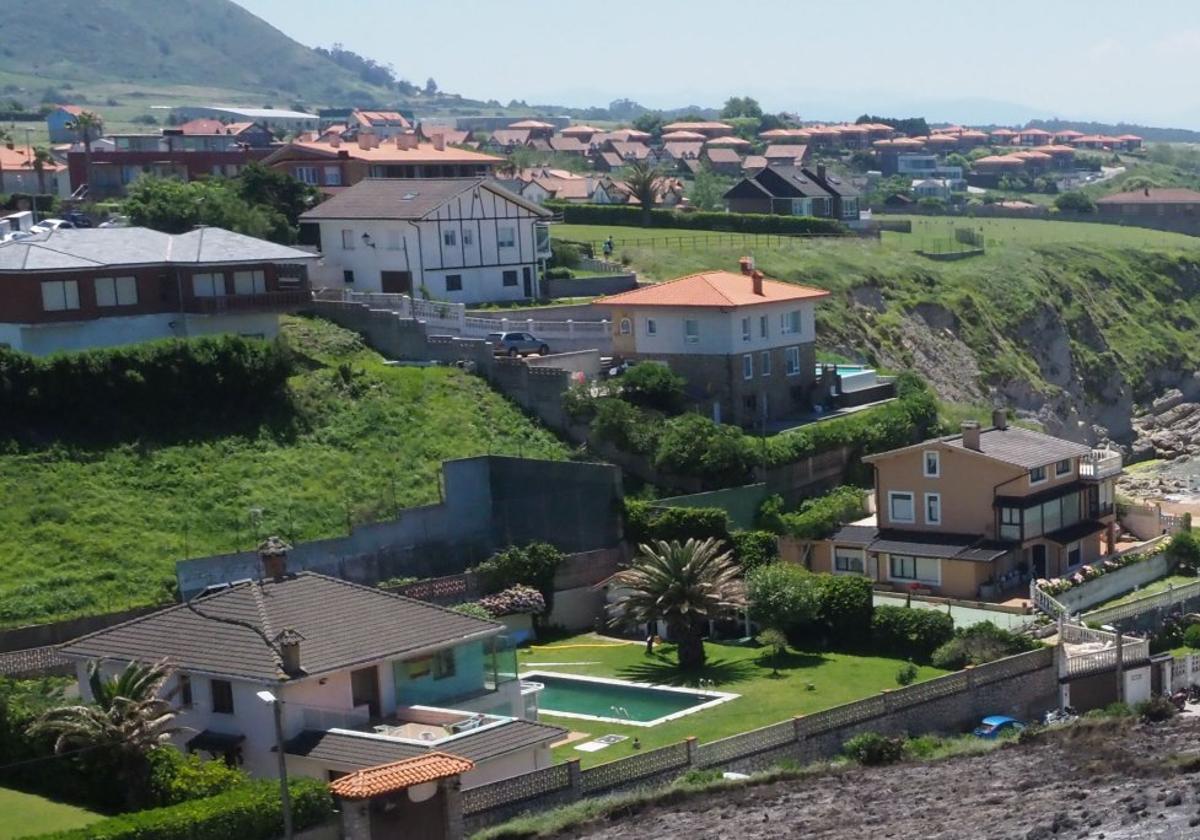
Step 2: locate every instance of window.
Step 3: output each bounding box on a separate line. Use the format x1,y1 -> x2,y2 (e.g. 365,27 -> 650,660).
619,318 -> 631,335
386,229 -> 402,251
889,555 -> 939,584
1029,465 -> 1047,485
785,346 -> 801,376
834,548 -> 865,574
463,229 -> 475,247
646,319 -> 657,335
502,270 -> 518,286
294,166 -> 318,185
497,227 -> 515,248
41,280 -> 80,312
433,649 -> 456,680
233,270 -> 266,295
406,657 -> 432,680
445,274 -> 462,292
781,309 -> 801,335
343,269 -> 355,284
761,351 -> 771,377
759,315 -> 768,338
341,229 -> 355,249
95,276 -> 137,307
323,165 -> 342,187
742,353 -> 753,380
1055,458 -> 1072,476
684,319 -> 699,344
1025,503 -> 1043,539
888,491 -> 915,524
178,674 -> 193,709
741,317 -> 751,342
1000,507 -> 1021,541
923,450 -> 940,478
191,273 -> 223,297
443,229 -> 457,247
925,493 -> 941,525
211,679 -> 234,715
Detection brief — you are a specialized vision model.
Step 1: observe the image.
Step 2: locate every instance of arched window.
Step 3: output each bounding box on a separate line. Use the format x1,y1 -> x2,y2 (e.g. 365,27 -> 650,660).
619,318 -> 632,335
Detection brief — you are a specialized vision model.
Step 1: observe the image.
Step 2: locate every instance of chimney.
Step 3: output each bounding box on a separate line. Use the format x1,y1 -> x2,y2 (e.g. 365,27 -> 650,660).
258,536 -> 293,580
992,408 -> 1008,430
397,133 -> 418,150
817,163 -> 827,182
739,256 -> 755,275
329,134 -> 341,148
431,132 -> 445,151
752,269 -> 764,296
274,628 -> 305,677
357,133 -> 372,150
961,421 -> 982,451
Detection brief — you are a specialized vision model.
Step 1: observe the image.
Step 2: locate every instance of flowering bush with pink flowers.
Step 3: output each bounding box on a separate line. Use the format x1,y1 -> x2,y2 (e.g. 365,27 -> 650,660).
1035,548 -> 1160,597
477,584 -> 546,617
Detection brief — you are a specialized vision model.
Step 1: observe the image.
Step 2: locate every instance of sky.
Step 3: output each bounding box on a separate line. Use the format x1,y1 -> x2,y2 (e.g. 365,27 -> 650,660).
234,0 -> 1200,128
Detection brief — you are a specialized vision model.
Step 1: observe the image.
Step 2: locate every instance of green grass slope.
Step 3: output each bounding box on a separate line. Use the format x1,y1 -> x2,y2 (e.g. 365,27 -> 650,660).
0,0 -> 389,104
0,317 -> 568,628
0,787 -> 101,839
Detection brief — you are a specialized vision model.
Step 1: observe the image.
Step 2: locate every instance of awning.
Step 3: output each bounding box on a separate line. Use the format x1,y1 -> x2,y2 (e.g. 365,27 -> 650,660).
838,528 -> 1012,564
1044,520 -> 1106,545
186,731 -> 245,753
994,481 -> 1086,508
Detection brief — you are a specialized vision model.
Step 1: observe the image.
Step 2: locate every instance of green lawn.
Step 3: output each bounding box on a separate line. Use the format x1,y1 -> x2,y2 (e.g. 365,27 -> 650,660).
520,634 -> 946,768
1087,574 -> 1199,611
0,316 -> 569,627
0,788 -> 102,839
882,215 -> 1200,252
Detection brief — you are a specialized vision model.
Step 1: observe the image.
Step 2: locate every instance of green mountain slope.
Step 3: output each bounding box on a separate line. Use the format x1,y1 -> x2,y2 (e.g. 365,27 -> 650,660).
0,0 -> 389,103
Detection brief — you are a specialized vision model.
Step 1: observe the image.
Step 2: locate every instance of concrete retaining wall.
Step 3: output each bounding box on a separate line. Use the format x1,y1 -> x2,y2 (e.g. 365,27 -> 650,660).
545,274 -> 637,298
1057,553 -> 1172,614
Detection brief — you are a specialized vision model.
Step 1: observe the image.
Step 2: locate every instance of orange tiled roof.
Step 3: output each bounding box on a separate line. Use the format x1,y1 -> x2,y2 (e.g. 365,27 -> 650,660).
660,130 -> 707,141
662,121 -> 733,132
0,146 -> 66,172
328,753 -> 474,801
596,270 -> 829,309
287,139 -> 501,165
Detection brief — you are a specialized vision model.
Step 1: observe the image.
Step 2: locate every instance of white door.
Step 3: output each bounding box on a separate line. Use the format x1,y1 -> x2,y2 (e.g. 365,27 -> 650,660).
712,401 -> 721,424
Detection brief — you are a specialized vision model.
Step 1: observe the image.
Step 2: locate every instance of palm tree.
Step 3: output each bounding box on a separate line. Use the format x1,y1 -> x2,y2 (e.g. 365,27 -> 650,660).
622,159 -> 666,227
29,659 -> 179,808
67,111 -> 103,196
32,146 -> 53,203
606,538 -> 746,669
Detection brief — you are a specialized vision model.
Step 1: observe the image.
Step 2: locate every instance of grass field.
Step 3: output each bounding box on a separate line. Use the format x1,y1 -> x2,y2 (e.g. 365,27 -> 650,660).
520,634 -> 945,768
1088,574 -> 1198,611
0,788 -> 102,839
882,215 -> 1200,252
0,316 -> 569,627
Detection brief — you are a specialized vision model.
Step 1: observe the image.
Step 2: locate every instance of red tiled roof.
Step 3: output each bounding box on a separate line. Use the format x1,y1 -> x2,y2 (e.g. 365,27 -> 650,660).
1019,128 -> 1053,136
0,146 -> 66,172
990,128 -> 1017,136
56,105 -> 86,117
704,136 -> 751,147
661,130 -> 707,141
179,119 -> 225,135
1116,134 -> 1143,141
508,119 -> 555,130
560,125 -> 601,136
328,753 -> 474,800
704,147 -> 742,163
280,139 -> 501,165
596,270 -> 829,309
1054,130 -> 1085,138
354,111 -> 412,128
662,121 -> 733,132
759,128 -> 811,139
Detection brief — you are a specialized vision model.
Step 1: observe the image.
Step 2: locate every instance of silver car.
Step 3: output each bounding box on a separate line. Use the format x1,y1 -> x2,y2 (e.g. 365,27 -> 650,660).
487,331 -> 550,357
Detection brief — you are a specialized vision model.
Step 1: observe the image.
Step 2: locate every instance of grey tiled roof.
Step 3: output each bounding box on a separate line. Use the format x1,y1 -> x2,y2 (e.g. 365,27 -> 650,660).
60,572 -> 502,683
941,427 -> 1091,469
285,719 -> 565,766
0,227 -> 316,271
299,178 -> 550,221
831,527 -> 1010,563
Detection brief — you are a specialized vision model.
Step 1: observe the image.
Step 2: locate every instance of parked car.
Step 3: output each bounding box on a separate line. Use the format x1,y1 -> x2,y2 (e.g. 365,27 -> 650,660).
972,715 -> 1025,739
29,218 -> 75,234
487,332 -> 550,357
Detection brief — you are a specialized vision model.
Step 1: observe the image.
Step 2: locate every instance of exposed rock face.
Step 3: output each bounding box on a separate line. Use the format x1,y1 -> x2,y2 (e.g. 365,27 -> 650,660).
1129,377 -> 1200,460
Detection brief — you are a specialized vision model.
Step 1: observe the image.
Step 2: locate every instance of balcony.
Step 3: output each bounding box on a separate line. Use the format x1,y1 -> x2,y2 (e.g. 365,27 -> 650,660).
1079,449 -> 1123,481
534,224 -> 552,257
184,290 -> 312,315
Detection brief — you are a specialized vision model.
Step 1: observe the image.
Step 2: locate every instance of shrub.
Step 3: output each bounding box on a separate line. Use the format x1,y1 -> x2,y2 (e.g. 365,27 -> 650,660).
544,267 -> 574,280
653,414 -> 756,488
562,382 -> 599,423
1167,530 -> 1200,576
1084,701 -> 1134,719
452,602 -> 493,620
590,398 -> 660,455
146,748 -> 247,806
842,732 -> 906,766
472,543 -> 564,622
930,622 -> 1040,670
813,574 -> 874,648
759,487 -> 868,539
871,606 -> 955,662
548,241 -> 582,269
1136,695 -> 1177,723
747,563 -> 817,636
1183,623 -> 1200,650
1054,191 -> 1095,213
37,778 -> 333,840
624,501 -> 730,546
895,662 -> 918,686
616,363 -> 686,414
544,201 -> 845,236
477,584 -> 546,617
731,530 -> 778,572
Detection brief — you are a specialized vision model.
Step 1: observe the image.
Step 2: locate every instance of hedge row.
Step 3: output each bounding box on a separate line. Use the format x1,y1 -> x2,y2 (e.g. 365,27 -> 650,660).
0,335 -> 293,443
625,501 -> 730,546
545,201 -> 846,236
871,605 -> 955,662
35,778 -> 333,840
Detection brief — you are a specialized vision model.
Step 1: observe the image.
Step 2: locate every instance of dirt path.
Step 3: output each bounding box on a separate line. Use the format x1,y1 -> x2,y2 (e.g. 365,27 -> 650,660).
549,720 -> 1200,839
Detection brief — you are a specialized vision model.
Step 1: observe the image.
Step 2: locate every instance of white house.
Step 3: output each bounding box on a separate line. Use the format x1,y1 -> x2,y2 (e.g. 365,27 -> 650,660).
595,258 -> 830,426
300,178 -> 553,303
60,548 -> 563,789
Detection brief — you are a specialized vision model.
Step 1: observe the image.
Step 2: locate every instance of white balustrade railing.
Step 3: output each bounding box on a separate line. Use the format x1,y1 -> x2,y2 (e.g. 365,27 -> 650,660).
1079,448 -> 1123,480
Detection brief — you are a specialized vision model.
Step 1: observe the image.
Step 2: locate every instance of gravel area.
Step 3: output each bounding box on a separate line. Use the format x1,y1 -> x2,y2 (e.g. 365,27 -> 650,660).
549,720 -> 1200,839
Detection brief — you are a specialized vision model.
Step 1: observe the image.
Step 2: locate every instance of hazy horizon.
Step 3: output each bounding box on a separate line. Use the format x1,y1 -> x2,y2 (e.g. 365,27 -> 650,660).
232,0 -> 1200,130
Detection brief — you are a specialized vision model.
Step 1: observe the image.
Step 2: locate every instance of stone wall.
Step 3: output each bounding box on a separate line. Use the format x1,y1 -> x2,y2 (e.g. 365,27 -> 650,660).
544,273 -> 637,299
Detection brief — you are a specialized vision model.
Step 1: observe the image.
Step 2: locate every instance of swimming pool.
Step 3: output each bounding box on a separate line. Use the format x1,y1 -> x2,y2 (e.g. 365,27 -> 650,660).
522,671 -> 738,727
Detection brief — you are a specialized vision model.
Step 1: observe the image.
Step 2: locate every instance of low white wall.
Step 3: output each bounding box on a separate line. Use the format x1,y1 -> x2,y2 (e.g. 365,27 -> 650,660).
1058,553 -> 1172,613
547,586 -> 605,632
1120,505 -> 1166,541
525,349 -> 601,378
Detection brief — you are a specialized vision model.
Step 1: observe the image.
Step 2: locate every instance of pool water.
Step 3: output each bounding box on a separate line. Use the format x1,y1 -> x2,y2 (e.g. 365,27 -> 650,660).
528,672 -> 729,725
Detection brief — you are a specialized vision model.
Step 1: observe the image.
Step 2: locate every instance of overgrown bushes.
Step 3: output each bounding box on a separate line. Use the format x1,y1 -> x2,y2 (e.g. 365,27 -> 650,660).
746,563 -> 816,637
37,778 -> 333,840
812,574 -> 874,648
472,543 -> 565,623
730,530 -> 779,572
624,501 -> 730,546
871,605 -> 955,662
617,363 -> 686,414
757,487 -> 867,539
653,414 -> 757,487
929,622 -> 1041,670
842,732 -> 906,766
544,201 -> 846,235
0,336 -> 294,444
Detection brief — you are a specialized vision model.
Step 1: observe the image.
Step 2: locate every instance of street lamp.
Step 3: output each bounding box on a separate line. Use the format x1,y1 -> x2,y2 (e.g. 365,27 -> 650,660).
257,689 -> 293,840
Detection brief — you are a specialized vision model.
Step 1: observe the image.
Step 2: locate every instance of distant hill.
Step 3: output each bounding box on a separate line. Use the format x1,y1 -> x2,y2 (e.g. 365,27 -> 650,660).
0,0 -> 393,105
1024,119 -> 1200,144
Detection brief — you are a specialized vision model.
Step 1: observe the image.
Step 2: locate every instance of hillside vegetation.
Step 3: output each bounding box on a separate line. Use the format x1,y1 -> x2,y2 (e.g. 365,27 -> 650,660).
0,0 -> 391,105
0,317 -> 568,628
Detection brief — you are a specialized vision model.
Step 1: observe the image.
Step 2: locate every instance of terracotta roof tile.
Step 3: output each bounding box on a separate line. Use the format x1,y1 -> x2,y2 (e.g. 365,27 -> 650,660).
328,753 -> 474,800
508,120 -> 555,130
660,130 -> 707,141
596,270 -> 829,309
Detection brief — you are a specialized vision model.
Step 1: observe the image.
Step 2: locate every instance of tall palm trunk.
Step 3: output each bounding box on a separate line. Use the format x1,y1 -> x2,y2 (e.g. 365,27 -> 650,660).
669,616 -> 706,669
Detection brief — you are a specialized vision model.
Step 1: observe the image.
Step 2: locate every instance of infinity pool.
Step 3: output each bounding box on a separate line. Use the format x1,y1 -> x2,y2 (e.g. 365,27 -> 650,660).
522,671 -> 738,727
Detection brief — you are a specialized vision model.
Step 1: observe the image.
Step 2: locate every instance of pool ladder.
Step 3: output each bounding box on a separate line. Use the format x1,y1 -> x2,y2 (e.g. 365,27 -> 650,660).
610,705 -> 631,719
